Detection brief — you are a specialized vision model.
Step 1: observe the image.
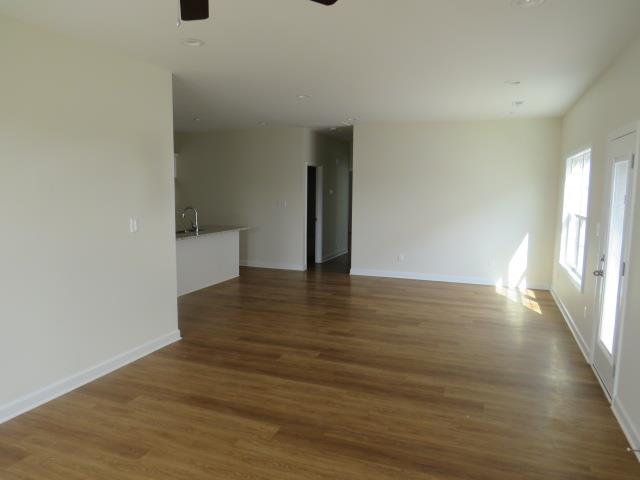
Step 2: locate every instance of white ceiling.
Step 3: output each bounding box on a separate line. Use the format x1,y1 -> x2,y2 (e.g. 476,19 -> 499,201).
3,0 -> 640,132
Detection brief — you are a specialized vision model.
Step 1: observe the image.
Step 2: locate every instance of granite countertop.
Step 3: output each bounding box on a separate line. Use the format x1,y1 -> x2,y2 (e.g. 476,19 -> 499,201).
176,225 -> 249,240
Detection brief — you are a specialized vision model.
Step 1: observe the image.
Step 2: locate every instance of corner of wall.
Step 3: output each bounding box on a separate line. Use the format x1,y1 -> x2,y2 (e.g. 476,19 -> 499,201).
0,330 -> 181,424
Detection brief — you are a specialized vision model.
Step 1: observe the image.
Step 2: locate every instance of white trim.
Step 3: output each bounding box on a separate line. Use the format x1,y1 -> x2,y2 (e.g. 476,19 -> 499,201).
240,259 -> 305,271
322,249 -> 348,263
559,261 -> 584,292
564,144 -> 593,160
612,398 -> 640,463
550,289 -> 592,364
558,148 -> 592,293
303,164 -> 309,271
593,124 -> 639,398
0,330 -> 181,424
350,268 -> 549,290
607,122 -> 637,142
550,290 -> 615,402
315,166 -> 324,264
612,124 -> 639,400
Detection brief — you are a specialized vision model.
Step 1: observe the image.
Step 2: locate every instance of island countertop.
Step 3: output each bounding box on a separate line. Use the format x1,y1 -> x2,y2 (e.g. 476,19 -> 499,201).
176,225 -> 249,240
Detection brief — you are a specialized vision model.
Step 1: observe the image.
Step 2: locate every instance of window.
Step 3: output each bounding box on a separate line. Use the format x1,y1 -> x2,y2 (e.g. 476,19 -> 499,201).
559,149 -> 591,288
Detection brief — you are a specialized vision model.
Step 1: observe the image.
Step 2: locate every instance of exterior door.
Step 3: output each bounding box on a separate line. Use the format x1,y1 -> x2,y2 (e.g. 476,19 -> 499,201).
592,129 -> 637,396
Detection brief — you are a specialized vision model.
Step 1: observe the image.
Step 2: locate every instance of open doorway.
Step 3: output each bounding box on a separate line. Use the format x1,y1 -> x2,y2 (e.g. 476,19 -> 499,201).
307,165 -> 322,266
307,127 -> 353,274
307,166 -> 316,264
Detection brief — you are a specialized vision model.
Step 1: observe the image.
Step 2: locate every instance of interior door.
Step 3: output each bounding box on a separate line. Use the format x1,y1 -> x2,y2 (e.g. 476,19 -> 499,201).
592,129 -> 637,396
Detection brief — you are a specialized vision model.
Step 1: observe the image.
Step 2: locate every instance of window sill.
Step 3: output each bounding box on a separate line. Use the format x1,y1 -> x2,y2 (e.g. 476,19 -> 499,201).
560,262 -> 584,293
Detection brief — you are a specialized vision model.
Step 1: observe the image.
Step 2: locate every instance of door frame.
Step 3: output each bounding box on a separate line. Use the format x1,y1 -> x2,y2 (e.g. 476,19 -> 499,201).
315,166 -> 323,264
304,164 -> 323,268
591,122 -> 639,400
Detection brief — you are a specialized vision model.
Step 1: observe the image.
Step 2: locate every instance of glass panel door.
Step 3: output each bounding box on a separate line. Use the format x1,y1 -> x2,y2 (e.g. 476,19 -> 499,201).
593,128 -> 636,398
599,160 -> 629,355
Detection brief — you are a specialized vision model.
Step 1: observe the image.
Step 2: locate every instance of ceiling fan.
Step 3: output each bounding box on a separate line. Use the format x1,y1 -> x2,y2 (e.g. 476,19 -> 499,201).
180,0 -> 338,21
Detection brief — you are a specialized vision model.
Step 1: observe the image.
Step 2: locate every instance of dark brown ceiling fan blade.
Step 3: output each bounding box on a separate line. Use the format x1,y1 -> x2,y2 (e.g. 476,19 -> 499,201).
180,0 -> 209,21
309,0 -> 339,5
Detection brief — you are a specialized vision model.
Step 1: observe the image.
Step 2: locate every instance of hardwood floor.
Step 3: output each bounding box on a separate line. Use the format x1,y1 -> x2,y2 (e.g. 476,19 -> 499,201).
2,267 -> 639,479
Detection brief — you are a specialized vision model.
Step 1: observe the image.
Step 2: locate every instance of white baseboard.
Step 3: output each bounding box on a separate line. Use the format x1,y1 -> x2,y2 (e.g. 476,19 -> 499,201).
322,249 -> 349,263
551,291 -> 640,464
350,268 -> 550,290
0,329 -> 181,424
550,289 -> 592,364
240,259 -> 305,271
612,398 -> 640,463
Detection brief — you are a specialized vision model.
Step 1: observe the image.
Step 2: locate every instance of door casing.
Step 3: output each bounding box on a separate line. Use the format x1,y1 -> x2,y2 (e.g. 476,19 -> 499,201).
591,123 -> 639,400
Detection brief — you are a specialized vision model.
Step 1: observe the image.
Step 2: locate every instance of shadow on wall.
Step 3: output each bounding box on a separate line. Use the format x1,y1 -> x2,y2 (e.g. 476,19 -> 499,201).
495,234 -> 542,315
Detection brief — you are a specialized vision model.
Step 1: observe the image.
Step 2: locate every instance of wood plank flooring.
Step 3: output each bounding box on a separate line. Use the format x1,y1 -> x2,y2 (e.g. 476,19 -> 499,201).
2,267 -> 639,479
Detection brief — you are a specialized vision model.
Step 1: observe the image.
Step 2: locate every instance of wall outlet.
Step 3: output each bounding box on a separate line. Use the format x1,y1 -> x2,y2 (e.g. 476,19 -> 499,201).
129,217 -> 139,233
398,254 -> 405,262
584,306 -> 588,318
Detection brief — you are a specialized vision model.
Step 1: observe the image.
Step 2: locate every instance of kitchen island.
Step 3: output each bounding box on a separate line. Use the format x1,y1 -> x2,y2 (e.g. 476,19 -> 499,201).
176,225 -> 248,296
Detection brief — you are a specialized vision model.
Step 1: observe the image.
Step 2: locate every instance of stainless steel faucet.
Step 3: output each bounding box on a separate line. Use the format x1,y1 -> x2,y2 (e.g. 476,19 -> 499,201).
181,206 -> 199,234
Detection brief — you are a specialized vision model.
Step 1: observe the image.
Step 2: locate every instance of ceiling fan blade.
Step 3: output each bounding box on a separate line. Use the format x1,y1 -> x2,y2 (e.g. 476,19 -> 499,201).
180,0 -> 209,21
309,0 -> 339,5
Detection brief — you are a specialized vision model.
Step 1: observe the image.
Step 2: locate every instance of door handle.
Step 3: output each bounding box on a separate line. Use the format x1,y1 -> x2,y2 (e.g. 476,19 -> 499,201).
593,269 -> 604,277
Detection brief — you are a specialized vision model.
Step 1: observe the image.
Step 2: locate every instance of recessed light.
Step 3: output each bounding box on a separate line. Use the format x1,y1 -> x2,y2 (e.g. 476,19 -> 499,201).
193,117 -> 201,122
512,100 -> 525,107
297,94 -> 311,100
512,0 -> 545,8
182,38 -> 204,47
505,80 -> 521,85
330,127 -> 337,131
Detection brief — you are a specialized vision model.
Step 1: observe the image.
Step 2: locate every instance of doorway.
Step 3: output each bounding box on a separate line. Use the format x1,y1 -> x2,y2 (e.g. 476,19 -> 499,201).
306,128 -> 354,274
307,165 -> 323,266
592,126 -> 638,397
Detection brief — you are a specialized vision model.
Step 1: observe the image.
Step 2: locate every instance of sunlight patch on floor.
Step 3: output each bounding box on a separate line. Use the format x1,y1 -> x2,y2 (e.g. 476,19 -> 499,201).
494,234 -> 541,314
495,279 -> 542,314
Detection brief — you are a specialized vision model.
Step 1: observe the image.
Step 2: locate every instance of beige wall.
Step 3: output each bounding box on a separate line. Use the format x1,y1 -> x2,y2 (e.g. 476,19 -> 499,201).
310,133 -> 352,260
351,119 -> 561,288
0,17 -> 178,412
553,33 -> 640,451
175,128 -> 310,270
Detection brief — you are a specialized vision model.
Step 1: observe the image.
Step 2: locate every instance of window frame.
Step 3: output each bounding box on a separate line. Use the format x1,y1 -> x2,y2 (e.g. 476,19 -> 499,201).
559,147 -> 592,291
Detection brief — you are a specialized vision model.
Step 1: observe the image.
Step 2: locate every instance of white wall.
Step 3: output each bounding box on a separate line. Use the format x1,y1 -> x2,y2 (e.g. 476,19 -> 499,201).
310,133 -> 352,261
0,17 -> 179,416
552,33 -> 640,454
351,120 -> 561,288
175,128 -> 310,270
